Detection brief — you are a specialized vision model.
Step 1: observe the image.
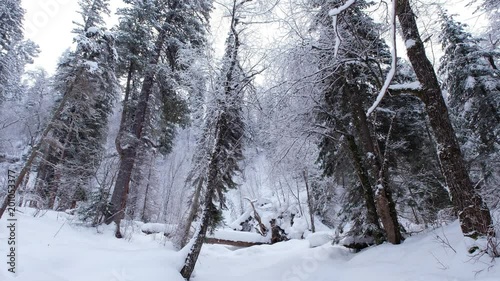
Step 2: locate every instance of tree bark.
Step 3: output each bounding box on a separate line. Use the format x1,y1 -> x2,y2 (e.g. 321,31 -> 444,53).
396,0 -> 493,238
345,134 -> 384,243
350,88 -> 402,244
105,27 -> 167,228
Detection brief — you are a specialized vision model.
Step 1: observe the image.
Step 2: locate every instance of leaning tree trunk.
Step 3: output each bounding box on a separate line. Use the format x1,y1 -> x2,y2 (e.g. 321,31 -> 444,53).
0,69 -> 83,218
350,88 -> 402,244
180,186 -> 215,280
180,116 -> 225,280
396,0 -> 493,238
179,177 -> 204,248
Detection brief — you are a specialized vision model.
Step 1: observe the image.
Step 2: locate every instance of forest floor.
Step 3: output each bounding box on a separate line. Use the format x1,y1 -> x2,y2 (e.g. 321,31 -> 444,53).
1,208 -> 499,281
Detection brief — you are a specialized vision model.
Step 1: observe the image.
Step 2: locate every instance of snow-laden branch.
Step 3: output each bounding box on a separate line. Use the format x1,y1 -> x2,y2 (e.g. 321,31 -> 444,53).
328,0 -> 356,59
389,81 -> 421,91
328,0 -> 356,16
366,0 -> 397,116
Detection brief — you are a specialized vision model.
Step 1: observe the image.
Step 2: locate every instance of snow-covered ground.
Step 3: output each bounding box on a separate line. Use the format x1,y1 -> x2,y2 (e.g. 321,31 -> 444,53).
1,208 -> 499,281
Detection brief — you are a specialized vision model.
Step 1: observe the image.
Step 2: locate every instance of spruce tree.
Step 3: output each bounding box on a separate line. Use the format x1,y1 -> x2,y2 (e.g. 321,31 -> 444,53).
33,0 -> 118,210
313,0 -> 402,245
106,0 -> 213,237
439,12 -> 500,207
180,1 -> 250,278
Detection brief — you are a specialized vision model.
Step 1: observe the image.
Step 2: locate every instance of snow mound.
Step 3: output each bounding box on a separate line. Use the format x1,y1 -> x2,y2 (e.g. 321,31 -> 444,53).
0,208 -> 184,281
306,231 -> 333,248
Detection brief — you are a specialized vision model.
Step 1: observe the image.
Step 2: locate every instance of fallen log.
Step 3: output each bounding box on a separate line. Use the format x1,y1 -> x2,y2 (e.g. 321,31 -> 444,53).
204,237 -> 269,247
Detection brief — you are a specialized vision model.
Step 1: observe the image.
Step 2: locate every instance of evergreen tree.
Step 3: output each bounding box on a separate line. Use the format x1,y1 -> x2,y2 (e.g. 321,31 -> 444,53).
33,0 -> 118,210
106,0 -> 213,237
438,12 -> 500,208
0,0 -> 23,54
180,1 -> 250,278
0,0 -> 38,101
313,0 -> 402,245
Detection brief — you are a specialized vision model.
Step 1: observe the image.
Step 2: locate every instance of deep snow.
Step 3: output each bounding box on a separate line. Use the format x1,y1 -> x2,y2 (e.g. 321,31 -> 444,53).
1,208 -> 498,281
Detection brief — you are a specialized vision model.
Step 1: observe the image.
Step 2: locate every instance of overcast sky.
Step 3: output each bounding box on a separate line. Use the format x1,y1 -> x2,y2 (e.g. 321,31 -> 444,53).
21,0 -> 122,73
21,0 -> 488,74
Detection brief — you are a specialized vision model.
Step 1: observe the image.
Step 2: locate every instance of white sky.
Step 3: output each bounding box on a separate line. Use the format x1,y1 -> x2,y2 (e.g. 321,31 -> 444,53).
21,0 -> 122,73
21,0 -> 489,74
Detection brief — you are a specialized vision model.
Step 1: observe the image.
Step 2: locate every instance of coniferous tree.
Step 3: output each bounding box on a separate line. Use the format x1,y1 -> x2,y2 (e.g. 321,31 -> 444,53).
439,12 -> 500,208
180,1 -> 250,278
106,0 -> 213,237
0,0 -> 38,102
0,0 -> 23,54
312,0 -> 402,245
395,0 -> 494,239
33,0 -> 118,210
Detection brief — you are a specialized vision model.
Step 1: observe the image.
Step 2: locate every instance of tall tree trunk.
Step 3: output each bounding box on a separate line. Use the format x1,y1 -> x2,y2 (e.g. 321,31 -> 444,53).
350,88 -> 402,244
396,0 -> 493,238
105,28 -> 167,231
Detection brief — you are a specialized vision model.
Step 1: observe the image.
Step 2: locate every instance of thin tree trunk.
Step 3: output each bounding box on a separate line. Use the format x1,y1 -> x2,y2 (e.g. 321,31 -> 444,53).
396,0 -> 493,238
179,177 -> 204,248
303,170 -> 316,233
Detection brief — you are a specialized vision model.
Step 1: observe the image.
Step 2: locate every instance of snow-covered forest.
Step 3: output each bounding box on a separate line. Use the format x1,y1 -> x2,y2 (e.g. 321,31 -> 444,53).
0,0 -> 499,280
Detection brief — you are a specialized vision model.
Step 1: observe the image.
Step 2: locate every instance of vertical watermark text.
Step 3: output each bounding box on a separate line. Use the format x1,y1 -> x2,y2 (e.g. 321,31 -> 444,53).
6,169 -> 17,275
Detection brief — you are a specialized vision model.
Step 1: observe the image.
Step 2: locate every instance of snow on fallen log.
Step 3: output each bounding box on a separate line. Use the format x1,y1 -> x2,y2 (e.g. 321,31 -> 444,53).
141,223 -> 176,235
207,229 -> 271,245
